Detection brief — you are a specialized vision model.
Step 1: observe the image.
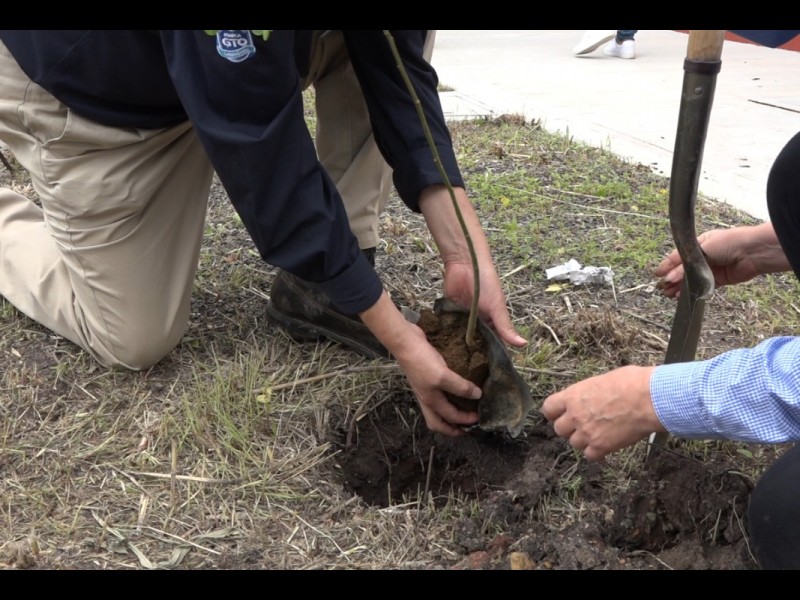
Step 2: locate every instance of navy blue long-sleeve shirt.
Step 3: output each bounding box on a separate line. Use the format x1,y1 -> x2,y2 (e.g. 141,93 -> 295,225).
0,30 -> 464,314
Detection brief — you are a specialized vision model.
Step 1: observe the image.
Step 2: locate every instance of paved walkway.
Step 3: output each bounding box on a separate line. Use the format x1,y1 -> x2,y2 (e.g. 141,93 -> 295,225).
432,30 -> 800,221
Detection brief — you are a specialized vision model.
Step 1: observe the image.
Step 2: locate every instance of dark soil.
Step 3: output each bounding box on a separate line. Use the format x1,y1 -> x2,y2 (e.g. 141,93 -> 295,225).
333,395 -> 764,569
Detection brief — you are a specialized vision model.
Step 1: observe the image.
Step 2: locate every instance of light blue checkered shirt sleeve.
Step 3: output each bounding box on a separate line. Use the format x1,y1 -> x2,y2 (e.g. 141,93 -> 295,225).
650,336 -> 800,443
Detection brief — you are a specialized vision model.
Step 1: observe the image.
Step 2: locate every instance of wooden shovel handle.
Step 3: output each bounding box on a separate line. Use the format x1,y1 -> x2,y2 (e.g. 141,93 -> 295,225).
687,30 -> 725,62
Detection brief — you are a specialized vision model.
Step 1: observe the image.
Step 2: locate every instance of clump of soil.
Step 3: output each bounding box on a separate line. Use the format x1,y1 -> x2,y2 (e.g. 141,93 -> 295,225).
606,448 -> 753,555
417,304 -> 488,413
414,297 -> 534,436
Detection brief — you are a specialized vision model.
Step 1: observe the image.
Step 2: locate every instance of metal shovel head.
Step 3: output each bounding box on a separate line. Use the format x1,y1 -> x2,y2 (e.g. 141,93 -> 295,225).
405,298 -> 534,437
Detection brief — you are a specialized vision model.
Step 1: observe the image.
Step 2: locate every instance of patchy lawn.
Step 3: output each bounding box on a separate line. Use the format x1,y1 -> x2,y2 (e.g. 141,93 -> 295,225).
1,98 -> 796,570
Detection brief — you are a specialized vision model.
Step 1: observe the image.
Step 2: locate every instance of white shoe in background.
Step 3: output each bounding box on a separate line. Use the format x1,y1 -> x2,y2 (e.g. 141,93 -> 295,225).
603,39 -> 636,59
573,30 -> 616,55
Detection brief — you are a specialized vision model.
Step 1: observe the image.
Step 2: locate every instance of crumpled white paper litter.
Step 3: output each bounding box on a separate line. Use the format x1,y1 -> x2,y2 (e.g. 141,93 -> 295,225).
545,259 -> 614,286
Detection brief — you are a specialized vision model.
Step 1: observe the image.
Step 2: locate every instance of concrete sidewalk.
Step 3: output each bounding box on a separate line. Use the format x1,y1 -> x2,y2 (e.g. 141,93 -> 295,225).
432,30 -> 800,221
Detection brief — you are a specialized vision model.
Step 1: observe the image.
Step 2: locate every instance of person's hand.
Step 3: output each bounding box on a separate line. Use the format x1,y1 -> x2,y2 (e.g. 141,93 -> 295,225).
541,365 -> 663,461
419,185 -> 527,349
443,258 -> 526,349
360,291 -> 481,436
392,320 -> 482,436
655,223 -> 789,298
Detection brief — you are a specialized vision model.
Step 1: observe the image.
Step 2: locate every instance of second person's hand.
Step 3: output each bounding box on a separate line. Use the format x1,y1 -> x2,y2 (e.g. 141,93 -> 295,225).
655,223 -> 787,298
541,365 -> 662,461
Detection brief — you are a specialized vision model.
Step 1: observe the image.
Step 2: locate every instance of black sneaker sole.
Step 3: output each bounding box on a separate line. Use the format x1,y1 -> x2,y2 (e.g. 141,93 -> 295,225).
265,300 -> 390,360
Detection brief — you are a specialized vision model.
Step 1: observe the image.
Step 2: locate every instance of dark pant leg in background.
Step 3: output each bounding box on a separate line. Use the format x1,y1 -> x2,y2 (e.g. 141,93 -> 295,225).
751,133 -> 800,568
748,443 -> 800,569
768,130 -> 800,278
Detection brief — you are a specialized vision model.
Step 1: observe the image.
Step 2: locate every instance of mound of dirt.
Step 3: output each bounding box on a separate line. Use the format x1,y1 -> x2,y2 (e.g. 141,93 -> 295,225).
332,396 -> 764,570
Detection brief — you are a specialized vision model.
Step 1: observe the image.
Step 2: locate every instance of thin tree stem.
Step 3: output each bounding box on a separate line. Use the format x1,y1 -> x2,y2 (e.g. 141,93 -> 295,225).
382,30 -> 480,347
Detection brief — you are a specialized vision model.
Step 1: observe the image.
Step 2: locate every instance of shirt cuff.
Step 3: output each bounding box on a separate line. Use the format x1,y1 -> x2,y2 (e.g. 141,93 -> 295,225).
650,361 -> 716,438
392,143 -> 464,212
315,251 -> 384,315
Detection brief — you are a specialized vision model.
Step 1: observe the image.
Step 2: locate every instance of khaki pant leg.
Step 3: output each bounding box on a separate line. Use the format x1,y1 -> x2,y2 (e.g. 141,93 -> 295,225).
0,41 -> 213,370
304,30 -> 436,250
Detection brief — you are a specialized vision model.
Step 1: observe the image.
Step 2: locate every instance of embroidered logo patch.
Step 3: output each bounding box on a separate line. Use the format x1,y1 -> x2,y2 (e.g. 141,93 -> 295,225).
214,30 -> 256,63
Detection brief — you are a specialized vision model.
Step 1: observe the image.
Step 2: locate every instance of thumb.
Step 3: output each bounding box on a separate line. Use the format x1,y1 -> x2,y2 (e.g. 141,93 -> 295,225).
488,309 -> 527,348
498,325 -> 527,348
